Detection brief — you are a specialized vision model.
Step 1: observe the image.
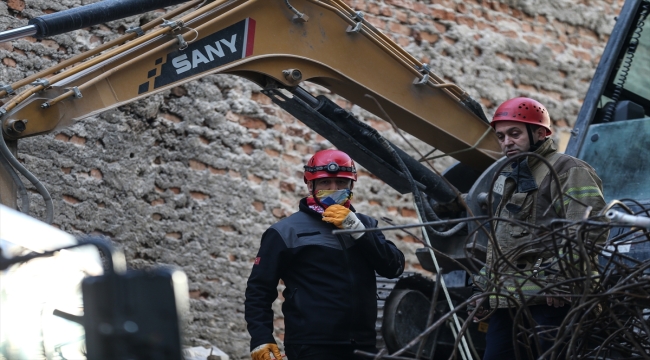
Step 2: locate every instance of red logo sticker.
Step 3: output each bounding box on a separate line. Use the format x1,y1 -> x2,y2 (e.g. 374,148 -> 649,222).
254,257 -> 261,265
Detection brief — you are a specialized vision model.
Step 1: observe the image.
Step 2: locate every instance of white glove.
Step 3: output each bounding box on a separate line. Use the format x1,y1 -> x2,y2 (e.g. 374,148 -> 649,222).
322,204 -> 366,239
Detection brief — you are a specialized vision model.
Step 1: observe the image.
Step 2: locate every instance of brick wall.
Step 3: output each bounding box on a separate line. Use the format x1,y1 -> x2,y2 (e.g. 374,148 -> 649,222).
0,0 -> 622,357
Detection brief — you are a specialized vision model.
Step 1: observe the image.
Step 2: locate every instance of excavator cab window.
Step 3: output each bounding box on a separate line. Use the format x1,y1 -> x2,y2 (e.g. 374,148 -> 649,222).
578,1 -> 650,201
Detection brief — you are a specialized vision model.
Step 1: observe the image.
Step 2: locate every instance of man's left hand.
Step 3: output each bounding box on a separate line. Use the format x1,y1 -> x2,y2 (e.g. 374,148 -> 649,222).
322,204 -> 366,239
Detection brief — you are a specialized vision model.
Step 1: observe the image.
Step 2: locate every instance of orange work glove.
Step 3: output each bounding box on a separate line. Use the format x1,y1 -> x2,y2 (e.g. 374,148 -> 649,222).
251,343 -> 283,360
322,204 -> 366,239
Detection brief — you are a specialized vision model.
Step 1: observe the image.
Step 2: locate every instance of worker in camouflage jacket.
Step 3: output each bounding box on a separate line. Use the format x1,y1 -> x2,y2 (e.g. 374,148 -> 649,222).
470,97 -> 607,360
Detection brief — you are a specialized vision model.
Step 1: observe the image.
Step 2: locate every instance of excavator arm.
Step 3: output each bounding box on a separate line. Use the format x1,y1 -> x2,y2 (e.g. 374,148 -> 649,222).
0,0 -> 500,199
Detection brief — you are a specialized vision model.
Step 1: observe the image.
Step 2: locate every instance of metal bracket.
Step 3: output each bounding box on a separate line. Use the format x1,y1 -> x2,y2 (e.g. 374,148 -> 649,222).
30,78 -> 50,89
285,0 -> 309,22
161,19 -> 184,32
125,26 -> 145,37
414,64 -> 431,85
0,107 -> 6,116
0,84 -> 14,95
176,34 -> 188,51
68,86 -> 83,99
346,12 -> 364,33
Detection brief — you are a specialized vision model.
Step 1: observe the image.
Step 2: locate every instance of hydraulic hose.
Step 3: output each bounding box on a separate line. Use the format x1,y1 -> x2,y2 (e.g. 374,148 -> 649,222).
0,131 -> 53,224
27,0 -> 193,39
0,149 -> 30,215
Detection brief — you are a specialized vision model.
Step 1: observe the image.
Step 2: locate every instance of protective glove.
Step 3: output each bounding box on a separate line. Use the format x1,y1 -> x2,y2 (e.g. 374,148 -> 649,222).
322,204 -> 366,239
251,343 -> 283,360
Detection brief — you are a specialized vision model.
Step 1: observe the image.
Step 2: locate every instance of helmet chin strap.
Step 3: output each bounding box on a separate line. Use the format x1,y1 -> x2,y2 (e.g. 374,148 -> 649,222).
526,124 -> 545,152
311,181 -> 328,209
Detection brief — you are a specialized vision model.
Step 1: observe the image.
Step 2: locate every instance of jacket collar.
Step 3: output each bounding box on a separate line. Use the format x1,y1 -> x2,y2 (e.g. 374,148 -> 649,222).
502,139 -> 556,193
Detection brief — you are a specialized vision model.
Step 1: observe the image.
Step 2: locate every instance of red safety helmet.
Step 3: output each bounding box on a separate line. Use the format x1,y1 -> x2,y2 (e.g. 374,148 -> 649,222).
304,149 -> 357,183
491,97 -> 552,136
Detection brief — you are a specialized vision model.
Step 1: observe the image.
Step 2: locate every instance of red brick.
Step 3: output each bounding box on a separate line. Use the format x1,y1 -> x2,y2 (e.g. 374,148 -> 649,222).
540,89 -> 563,101
166,232 -> 181,239
433,21 -> 447,33
431,8 -> 456,21
496,53 -> 513,62
242,143 -> 254,155
190,192 -> 210,201
264,148 -> 280,157
500,29 -> 519,39
517,84 -> 537,92
151,199 -> 164,206
272,208 -> 285,218
40,39 -> 59,49
161,112 -> 182,123
385,0 -> 416,11
401,207 -> 418,218
2,58 -> 16,67
251,92 -> 271,105
573,49 -> 593,62
253,201 -> 264,211
90,169 -> 103,180
7,0 -> 25,11
518,58 -> 539,67
457,15 -> 476,28
364,14 -> 386,30
579,39 -> 597,50
443,36 -> 457,45
209,167 -> 227,175
477,21 -> 497,32
420,31 -> 440,44
63,195 -> 81,205
546,42 -> 566,54
367,2 -> 380,15
394,9 -> 408,22
70,135 -> 86,145
523,35 -> 543,45
240,116 -> 268,130
389,21 -> 411,36
189,160 -> 207,170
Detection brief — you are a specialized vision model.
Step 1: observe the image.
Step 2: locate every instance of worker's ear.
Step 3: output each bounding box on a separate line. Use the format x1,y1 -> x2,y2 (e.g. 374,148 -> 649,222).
307,180 -> 313,192
535,126 -> 547,141
350,181 -> 355,190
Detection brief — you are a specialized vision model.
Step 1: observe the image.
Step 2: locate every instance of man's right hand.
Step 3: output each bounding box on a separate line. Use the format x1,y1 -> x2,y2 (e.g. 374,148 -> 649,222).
467,293 -> 489,322
251,343 -> 283,360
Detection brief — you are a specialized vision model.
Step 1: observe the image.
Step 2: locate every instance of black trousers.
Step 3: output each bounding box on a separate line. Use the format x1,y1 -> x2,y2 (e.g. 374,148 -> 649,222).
482,305 -> 570,360
285,344 -> 378,360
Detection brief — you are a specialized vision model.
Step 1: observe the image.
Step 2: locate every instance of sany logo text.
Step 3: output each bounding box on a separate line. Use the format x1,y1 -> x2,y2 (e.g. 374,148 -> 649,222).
171,34 -> 238,74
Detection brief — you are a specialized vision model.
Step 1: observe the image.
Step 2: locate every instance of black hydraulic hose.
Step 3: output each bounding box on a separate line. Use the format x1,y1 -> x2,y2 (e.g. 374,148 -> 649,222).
0,149 -> 30,215
312,95 -> 458,204
28,0 -> 193,38
0,132 -> 53,224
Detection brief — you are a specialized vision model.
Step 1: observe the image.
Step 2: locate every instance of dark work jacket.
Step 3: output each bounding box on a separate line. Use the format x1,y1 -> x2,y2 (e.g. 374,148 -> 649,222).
244,198 -> 405,350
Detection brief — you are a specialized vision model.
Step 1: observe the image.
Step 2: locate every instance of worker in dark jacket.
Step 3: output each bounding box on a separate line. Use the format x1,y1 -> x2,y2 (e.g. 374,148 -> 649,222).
245,149 -> 405,360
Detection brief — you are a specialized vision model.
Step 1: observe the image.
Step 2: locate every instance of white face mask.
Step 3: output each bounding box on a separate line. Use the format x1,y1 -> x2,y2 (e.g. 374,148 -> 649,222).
316,189 -> 352,206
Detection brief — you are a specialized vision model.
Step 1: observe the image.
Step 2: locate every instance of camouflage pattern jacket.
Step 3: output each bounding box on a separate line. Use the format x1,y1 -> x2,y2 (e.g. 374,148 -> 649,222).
474,139 -> 607,309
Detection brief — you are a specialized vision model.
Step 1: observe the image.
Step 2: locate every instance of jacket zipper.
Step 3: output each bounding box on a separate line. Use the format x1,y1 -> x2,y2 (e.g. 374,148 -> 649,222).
336,234 -> 358,343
